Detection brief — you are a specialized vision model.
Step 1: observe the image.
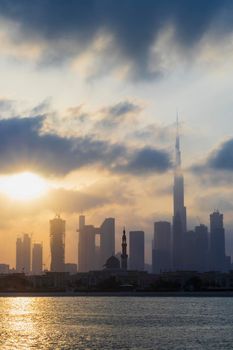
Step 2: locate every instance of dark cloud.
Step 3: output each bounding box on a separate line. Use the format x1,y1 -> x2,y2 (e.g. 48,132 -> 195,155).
108,101 -> 141,117
208,139 -> 233,171
30,98 -> 51,115
0,115 -> 171,175
98,100 -> 141,128
192,138 -> 233,175
191,138 -> 233,188
116,147 -> 172,174
0,0 -> 232,79
0,115 -> 124,175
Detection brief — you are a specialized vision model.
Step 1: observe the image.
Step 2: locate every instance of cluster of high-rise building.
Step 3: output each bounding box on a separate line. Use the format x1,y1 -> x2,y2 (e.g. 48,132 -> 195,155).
152,212 -> 230,274
76,217 -> 144,272
13,214 -> 146,275
13,214 -> 143,275
16,234 -> 43,275
152,121 -> 231,274
77,216 -> 115,272
10,121 -> 231,276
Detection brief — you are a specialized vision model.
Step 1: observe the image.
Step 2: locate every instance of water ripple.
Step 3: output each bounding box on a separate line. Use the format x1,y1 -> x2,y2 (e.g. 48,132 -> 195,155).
0,297 -> 233,349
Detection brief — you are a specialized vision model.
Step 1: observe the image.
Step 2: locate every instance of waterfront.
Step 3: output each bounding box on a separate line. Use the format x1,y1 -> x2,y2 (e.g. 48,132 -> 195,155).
0,297 -> 233,349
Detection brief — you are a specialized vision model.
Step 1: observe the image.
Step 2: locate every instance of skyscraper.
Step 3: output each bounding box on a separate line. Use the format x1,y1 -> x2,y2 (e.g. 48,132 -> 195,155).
78,215 -> 99,272
16,237 -> 23,273
210,211 -> 226,272
100,218 -> 115,266
183,230 -> 197,271
152,222 -> 171,273
172,118 -> 186,270
121,228 -> 128,270
195,224 -> 209,272
129,231 -> 144,271
50,215 -> 65,272
16,234 -> 31,274
32,243 -> 43,275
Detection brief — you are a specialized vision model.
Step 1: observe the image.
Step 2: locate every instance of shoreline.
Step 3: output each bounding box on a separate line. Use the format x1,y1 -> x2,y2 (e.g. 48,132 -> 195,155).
1,291 -> 233,297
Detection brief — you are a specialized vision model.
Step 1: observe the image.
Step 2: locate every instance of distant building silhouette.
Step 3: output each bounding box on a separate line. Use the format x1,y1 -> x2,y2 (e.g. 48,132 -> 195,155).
225,256 -> 231,272
195,224 -> 209,272
172,118 -> 186,271
184,230 -> 197,271
129,231 -> 144,271
153,221 -> 171,273
16,237 -> 23,273
100,218 -> 115,266
78,215 -> 99,272
172,213 -> 184,270
78,216 -> 116,272
16,233 -> 31,274
32,243 -> 43,275
121,228 -> 128,270
210,211 -> 226,272
50,215 -> 65,272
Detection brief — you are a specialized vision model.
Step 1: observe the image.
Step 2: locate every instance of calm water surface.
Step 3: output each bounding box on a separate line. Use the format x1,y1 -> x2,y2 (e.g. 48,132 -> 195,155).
0,296 -> 233,349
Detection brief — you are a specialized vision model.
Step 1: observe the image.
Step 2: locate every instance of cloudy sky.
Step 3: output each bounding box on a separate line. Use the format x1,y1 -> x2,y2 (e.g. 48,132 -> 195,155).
1,0 -> 233,267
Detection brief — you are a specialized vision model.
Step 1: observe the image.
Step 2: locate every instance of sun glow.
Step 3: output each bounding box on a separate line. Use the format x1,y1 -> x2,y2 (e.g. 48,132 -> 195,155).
0,172 -> 49,201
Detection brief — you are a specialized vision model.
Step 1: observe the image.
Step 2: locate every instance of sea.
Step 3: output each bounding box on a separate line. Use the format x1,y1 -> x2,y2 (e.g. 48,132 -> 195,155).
0,296 -> 233,349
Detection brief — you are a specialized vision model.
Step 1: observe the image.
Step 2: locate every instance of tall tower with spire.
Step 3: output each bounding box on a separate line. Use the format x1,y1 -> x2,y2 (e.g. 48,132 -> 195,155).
121,228 -> 128,270
172,117 -> 187,270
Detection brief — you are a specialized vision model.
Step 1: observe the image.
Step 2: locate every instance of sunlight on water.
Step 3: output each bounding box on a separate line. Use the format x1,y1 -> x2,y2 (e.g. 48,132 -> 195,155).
0,298 -> 44,349
0,297 -> 233,349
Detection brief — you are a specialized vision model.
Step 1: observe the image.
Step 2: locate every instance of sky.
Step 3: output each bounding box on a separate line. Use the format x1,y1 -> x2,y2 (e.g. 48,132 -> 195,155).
1,0 -> 233,267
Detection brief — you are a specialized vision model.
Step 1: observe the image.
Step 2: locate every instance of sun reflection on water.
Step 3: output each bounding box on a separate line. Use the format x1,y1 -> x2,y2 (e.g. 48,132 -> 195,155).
0,296 -> 233,349
0,298 -> 38,349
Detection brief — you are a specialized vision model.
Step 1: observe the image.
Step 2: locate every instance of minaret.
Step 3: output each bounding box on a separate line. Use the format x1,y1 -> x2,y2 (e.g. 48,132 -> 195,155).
172,117 -> 187,271
121,227 -> 128,270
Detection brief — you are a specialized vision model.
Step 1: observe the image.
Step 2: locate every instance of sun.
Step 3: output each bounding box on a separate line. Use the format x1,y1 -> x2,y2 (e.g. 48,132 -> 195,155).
0,172 -> 49,201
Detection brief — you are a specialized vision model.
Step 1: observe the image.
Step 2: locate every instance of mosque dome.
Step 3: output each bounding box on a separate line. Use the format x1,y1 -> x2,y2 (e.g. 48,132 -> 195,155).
104,255 -> 120,269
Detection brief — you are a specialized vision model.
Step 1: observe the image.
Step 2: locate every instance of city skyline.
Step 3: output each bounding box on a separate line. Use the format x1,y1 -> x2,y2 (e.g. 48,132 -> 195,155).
1,1 -> 233,268
1,122 -> 233,270
3,127 -> 229,274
